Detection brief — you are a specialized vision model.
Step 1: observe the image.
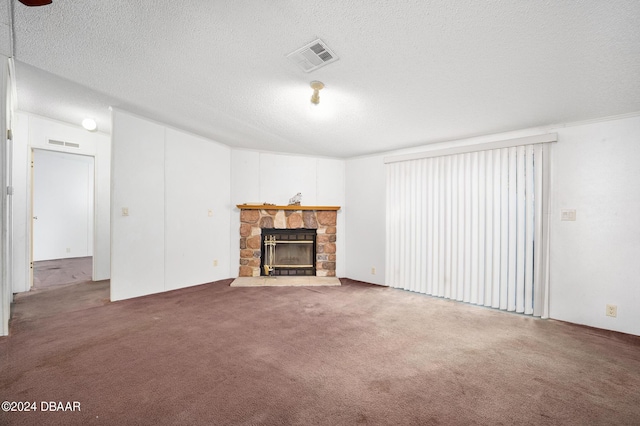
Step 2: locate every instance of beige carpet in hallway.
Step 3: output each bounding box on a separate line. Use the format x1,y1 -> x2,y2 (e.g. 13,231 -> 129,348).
33,256 -> 92,288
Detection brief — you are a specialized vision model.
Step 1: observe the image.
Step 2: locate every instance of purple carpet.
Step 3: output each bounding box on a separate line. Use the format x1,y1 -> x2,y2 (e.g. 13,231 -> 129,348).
1,278 -> 639,425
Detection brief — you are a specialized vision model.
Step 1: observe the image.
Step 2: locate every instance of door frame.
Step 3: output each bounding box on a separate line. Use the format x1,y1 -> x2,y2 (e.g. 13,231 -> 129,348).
30,147 -> 97,288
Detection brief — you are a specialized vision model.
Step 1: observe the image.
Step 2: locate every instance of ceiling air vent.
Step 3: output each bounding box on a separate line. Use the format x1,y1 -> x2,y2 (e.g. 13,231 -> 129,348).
286,39 -> 339,73
48,139 -> 80,148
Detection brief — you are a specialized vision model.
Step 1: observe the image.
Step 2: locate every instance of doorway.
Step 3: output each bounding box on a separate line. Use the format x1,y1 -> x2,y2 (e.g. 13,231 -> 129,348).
31,149 -> 95,289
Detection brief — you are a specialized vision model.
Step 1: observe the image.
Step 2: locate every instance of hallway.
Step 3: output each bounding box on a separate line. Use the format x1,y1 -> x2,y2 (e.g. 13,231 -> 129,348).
33,256 -> 92,289
13,257 -> 109,323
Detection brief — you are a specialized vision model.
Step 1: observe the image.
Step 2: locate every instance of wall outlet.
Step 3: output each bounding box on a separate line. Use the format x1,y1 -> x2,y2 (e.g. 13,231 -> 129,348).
213,259 -> 218,267
606,304 -> 617,317
208,209 -> 213,217
66,248 -> 71,253
371,267 -> 376,275
122,207 -> 129,216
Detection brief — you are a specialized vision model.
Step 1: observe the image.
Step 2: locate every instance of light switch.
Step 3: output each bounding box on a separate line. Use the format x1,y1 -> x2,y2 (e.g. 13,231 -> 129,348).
122,207 -> 129,216
561,209 -> 576,221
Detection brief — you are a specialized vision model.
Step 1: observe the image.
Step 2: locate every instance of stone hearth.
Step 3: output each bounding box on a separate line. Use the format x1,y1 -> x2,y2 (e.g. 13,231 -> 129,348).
237,205 -> 340,277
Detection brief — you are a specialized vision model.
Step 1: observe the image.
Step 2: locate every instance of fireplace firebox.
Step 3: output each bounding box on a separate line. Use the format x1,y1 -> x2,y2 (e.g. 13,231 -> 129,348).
261,228 -> 316,276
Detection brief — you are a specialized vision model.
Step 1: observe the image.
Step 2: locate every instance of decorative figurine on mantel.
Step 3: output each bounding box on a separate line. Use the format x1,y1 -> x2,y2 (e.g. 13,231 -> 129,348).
288,192 -> 302,206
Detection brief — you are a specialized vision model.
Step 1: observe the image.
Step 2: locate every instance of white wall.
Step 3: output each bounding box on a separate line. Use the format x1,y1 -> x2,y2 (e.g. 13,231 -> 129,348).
344,114 -> 640,336
111,109 -> 231,301
11,113 -> 111,293
549,116 -> 640,336
165,127 -> 230,291
345,155 -> 386,284
110,110 -> 164,300
11,110 -> 28,294
1,52 -> 10,336
33,149 -> 94,261
230,150 -> 346,277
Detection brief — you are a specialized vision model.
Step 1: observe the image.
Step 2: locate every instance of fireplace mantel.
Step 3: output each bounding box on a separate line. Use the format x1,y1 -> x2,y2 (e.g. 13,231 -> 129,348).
237,204 -> 340,211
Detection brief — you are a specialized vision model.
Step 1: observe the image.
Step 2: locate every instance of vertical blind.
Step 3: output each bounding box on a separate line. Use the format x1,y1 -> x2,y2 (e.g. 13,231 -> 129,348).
386,143 -> 550,317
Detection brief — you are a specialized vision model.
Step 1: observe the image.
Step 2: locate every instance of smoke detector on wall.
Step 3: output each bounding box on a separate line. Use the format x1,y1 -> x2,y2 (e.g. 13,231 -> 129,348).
287,39 -> 339,73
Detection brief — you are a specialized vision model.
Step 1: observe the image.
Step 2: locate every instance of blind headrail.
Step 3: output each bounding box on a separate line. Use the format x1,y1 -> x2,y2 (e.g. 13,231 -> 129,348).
384,133 -> 558,164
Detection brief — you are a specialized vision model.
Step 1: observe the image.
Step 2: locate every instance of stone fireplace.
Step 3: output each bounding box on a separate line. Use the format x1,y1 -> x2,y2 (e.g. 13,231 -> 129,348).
237,205 -> 340,277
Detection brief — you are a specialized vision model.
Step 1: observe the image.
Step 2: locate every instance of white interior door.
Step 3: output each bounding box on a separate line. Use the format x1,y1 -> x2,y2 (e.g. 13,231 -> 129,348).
32,149 -> 95,262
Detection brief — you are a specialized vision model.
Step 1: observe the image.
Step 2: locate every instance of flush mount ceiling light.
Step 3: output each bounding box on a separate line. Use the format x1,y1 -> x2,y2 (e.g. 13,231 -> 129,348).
82,118 -> 97,131
310,81 -> 324,105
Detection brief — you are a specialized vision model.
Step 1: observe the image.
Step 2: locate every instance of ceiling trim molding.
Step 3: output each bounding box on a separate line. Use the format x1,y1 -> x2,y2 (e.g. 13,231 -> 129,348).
542,110 -> 640,131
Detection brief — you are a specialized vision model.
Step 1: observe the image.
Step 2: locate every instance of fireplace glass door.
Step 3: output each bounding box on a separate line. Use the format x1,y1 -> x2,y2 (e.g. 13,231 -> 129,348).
261,229 -> 316,276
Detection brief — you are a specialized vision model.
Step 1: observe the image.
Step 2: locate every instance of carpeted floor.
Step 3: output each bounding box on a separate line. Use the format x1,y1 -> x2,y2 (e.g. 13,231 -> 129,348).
1,278 -> 639,425
33,257 -> 93,288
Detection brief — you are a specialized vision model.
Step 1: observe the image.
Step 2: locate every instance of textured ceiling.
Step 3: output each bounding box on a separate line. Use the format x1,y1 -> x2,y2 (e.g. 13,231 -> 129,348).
9,0 -> 640,158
